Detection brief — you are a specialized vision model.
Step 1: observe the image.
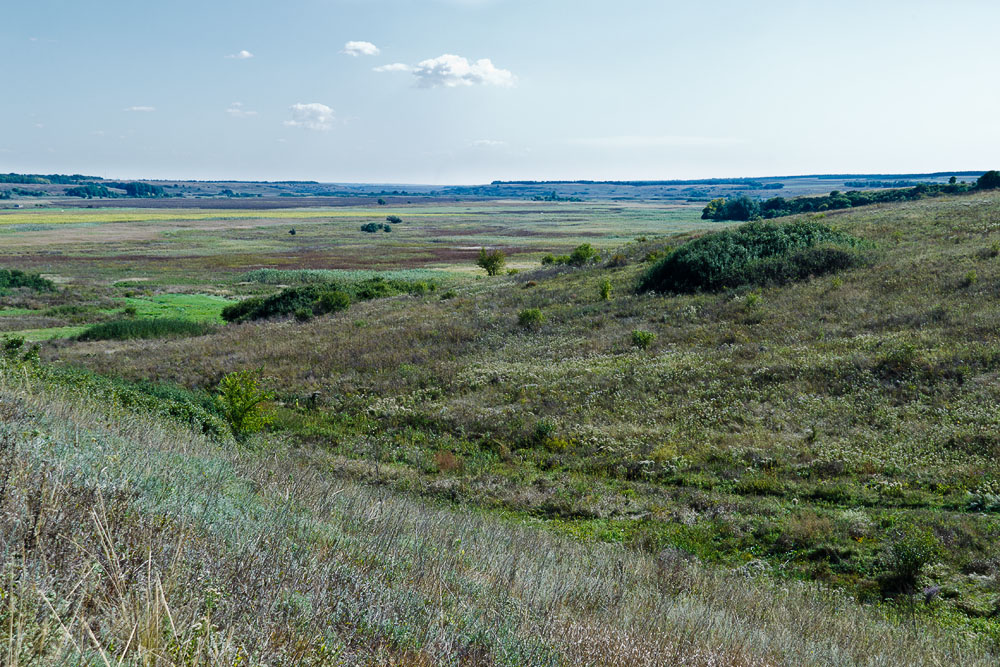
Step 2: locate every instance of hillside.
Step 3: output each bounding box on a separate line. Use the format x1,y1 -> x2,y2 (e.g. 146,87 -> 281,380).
0,190 -> 996,663
32,190 -> 1000,652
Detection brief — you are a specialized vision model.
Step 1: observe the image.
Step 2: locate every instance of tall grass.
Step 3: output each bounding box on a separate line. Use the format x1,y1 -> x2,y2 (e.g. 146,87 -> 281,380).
74,317 -> 216,341
239,268 -> 453,285
0,360 -> 995,665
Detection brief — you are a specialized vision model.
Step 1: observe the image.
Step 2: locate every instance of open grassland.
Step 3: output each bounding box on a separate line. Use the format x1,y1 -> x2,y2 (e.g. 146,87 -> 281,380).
0,202 -> 703,285
5,191 -> 1000,662
1,358 -> 993,666
43,191 -> 1000,647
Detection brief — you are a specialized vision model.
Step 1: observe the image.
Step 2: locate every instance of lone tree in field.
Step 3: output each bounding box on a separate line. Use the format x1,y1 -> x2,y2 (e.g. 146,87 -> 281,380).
216,368 -> 275,442
476,247 -> 506,276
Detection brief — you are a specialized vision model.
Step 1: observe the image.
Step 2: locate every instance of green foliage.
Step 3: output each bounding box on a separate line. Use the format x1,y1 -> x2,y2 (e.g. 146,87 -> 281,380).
541,253 -> 556,265
315,290 -> 351,313
386,215 -> 403,224
477,247 -> 507,276
962,269 -> 978,287
706,181 -> 978,222
518,308 -> 544,329
975,170 -> 1000,190
216,368 -> 275,442
105,181 -> 168,198
294,307 -> 314,322
568,243 -> 597,266
881,526 -> 941,594
599,278 -> 612,301
1,334 -> 39,364
631,329 -> 656,349
222,279 -> 425,323
638,220 -> 865,293
74,318 -> 216,342
65,184 -> 118,199
238,268 -> 448,285
0,268 -> 55,292
361,222 -> 392,233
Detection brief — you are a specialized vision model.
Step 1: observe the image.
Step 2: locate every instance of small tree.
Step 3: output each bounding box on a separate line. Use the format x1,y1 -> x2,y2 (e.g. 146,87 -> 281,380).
386,215 -> 402,224
476,247 -> 506,276
216,368 -> 275,442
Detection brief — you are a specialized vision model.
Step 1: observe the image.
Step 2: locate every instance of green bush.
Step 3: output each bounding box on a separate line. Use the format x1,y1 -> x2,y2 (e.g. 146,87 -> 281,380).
0,268 -> 55,292
315,290 -> 351,313
477,248 -> 506,276
638,220 -> 865,293
216,368 -> 275,442
568,243 -> 597,266
599,279 -> 612,301
75,318 -> 216,341
518,308 -> 544,329
222,279 -> 425,323
975,170 -> 1000,190
880,526 -> 941,594
631,330 -> 656,349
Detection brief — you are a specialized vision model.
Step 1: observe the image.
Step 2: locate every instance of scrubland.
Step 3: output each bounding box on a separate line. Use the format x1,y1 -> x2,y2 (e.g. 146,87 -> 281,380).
3,192 -> 1000,663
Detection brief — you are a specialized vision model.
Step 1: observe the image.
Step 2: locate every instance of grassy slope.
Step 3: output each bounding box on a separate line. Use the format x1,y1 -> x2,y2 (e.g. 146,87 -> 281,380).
40,191 -> 1000,650
1,357 -> 993,666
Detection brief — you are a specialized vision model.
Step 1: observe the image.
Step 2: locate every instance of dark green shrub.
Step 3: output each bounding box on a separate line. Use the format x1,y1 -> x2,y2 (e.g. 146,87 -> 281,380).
880,526 -> 941,594
0,268 -> 55,292
638,220 -> 864,293
75,318 -> 216,341
294,307 -> 313,322
541,253 -> 556,265
976,170 -> 1000,190
223,278 -> 432,323
518,308 -> 544,329
315,290 -> 350,314
386,215 -> 403,224
568,243 -> 597,266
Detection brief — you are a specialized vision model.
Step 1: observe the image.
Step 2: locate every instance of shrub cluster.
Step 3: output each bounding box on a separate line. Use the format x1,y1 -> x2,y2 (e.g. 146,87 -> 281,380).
223,277 -> 434,323
361,222 -> 392,233
638,220 -> 866,293
540,243 -> 598,267
75,318 -> 216,341
0,268 -> 55,292
701,176 -> 997,222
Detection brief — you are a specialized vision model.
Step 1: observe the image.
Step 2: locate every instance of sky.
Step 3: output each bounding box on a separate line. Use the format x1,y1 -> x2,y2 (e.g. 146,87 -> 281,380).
2,0 -> 998,184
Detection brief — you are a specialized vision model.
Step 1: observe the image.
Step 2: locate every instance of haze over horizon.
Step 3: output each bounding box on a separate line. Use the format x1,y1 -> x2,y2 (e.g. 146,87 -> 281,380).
4,0 -> 998,184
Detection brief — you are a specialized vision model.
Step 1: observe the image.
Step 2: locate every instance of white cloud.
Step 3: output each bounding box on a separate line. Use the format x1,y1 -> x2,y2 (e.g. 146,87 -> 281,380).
471,139 -> 505,147
283,103 -> 335,131
373,63 -> 412,73
226,50 -> 254,59
342,41 -> 380,57
124,106 -> 155,112
376,54 -> 515,88
569,135 -> 744,148
226,102 -> 258,118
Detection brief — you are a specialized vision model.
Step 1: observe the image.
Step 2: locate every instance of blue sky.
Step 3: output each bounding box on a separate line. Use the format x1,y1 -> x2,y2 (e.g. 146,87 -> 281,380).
3,0 -> 998,183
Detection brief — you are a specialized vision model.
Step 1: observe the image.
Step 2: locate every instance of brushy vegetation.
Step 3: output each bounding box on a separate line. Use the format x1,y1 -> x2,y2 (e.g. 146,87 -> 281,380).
17,189 -> 1000,660
702,175 -> 998,221
0,267 -> 55,292
222,276 -> 436,323
74,317 -> 216,341
638,219 -> 867,293
238,268 -> 449,285
2,353 -> 997,665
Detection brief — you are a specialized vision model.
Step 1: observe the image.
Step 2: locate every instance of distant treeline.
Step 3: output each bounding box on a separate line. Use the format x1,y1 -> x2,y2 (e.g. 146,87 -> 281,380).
703,171 -> 1000,221
0,173 -> 99,185
843,180 -> 928,188
65,182 -> 168,198
492,178 -> 783,187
